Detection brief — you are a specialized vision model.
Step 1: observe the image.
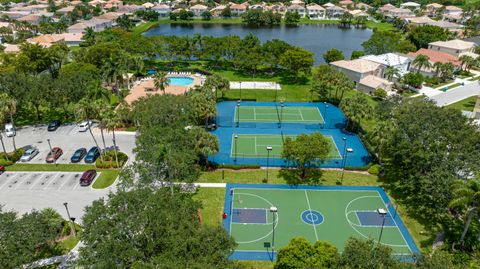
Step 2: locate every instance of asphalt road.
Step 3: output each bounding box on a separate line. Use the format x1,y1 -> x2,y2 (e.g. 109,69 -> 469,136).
429,81 -> 480,107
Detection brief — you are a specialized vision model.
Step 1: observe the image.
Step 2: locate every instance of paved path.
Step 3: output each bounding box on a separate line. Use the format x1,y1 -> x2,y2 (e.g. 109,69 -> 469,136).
429,81 -> 480,106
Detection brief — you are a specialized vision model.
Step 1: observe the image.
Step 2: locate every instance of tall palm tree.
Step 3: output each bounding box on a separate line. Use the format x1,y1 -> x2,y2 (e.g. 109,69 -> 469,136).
383,66 -> 400,81
193,127 -> 218,166
153,71 -> 170,94
0,93 -> 17,151
449,179 -> 480,248
74,98 -> 104,163
339,93 -> 372,131
0,113 -> 8,161
369,121 -> 394,163
104,108 -> 122,168
459,55 -> 475,72
433,62 -> 444,77
412,55 -> 431,74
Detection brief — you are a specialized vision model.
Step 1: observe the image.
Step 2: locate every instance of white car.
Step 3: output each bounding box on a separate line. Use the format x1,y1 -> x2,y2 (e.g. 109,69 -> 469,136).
78,121 -> 92,132
20,147 -> 39,162
5,123 -> 15,137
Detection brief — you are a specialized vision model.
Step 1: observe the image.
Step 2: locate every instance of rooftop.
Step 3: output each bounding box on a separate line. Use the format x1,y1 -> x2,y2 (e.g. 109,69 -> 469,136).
408,48 -> 461,66
331,59 -> 381,73
361,53 -> 411,67
429,39 -> 476,50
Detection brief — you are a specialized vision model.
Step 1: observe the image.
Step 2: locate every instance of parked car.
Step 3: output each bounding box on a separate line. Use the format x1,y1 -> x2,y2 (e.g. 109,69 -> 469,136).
20,147 -> 39,162
78,121 -> 92,132
46,147 -> 63,163
0,165 -> 4,173
71,148 -> 87,163
80,169 -> 97,186
47,120 -> 61,131
5,123 -> 15,137
84,147 -> 100,163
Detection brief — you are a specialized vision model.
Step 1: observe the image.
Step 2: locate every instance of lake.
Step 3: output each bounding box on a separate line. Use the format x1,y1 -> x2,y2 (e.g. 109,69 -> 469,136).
143,23 -> 372,64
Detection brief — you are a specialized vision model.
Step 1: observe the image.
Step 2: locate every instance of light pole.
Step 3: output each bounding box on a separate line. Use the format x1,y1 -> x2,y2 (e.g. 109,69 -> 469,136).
266,146 -> 272,181
46,138 -> 55,165
234,134 -> 238,162
270,206 -> 278,253
63,202 -> 77,237
377,208 -> 387,244
323,102 -> 329,129
236,101 -> 240,127
341,137 -> 347,184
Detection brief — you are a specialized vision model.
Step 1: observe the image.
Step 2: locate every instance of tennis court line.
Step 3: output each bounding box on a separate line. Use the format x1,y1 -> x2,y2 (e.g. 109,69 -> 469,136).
298,109 -> 305,121
304,190 -> 319,241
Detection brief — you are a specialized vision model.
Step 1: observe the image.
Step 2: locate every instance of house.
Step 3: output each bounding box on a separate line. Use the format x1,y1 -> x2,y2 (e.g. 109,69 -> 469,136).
210,5 -> 226,17
27,34 -> 64,47
379,4 -> 395,14
104,0 -> 123,10
0,11 -> 28,20
2,44 -> 20,53
89,0 -> 105,8
463,36 -> 480,46
405,16 -> 461,30
330,59 -> 392,94
57,6 -> 75,15
361,53 -> 412,79
97,12 -> 124,21
399,2 -> 421,11
229,3 -> 248,16
425,3 -> 443,17
306,4 -> 325,20
189,4 -> 208,17
443,5 -> 462,16
142,2 -> 155,9
250,4 -> 265,11
67,18 -> 113,33
385,8 -> 414,19
322,3 -> 336,8
348,9 -> 368,18
339,0 -> 353,8
286,4 -> 306,17
325,5 -> 344,19
268,4 -> 286,14
355,3 -> 371,11
17,14 -> 50,26
10,4 -> 48,14
428,39 -> 478,58
117,5 -> 145,15
290,0 -> 304,5
152,4 -> 171,17
407,48 -> 462,76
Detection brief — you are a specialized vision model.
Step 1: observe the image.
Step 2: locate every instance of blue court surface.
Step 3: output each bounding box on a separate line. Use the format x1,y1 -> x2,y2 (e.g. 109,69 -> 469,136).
209,101 -> 370,167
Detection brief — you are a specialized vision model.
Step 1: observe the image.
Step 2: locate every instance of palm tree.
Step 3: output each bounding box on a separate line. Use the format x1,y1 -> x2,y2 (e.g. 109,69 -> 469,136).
104,108 -> 122,168
192,127 -> 218,166
0,93 -> 17,151
433,62 -> 444,77
449,179 -> 480,248
383,66 -> 400,81
153,71 -> 170,94
339,93 -> 372,131
74,98 -> 104,163
369,121 -> 394,163
204,74 -> 230,99
440,62 -> 454,82
459,55 -> 475,72
0,113 -> 8,161
412,55 -> 431,74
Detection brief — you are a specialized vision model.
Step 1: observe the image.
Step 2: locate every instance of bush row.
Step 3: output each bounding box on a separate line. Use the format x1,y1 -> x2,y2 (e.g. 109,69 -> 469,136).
95,151 -> 128,169
0,148 -> 25,166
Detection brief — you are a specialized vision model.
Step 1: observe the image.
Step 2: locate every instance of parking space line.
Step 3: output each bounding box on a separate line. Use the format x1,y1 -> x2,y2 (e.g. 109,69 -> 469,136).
29,173 -> 45,190
43,173 -> 61,190
0,173 -> 20,190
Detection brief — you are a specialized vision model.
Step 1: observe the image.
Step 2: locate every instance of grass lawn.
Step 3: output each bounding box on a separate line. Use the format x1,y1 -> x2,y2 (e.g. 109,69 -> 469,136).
432,80 -> 455,89
132,21 -> 159,35
446,96 -> 477,112
6,163 -> 119,189
468,76 -> 480,81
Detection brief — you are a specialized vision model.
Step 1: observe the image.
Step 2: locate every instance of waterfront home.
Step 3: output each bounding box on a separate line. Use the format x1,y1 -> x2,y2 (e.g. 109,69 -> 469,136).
97,12 -> 125,21
400,2 -> 421,11
306,4 -> 325,20
267,4 -> 286,14
10,4 -> 48,14
104,0 -> 123,9
290,0 -> 304,5
229,3 -> 248,16
407,48 -> 462,76
26,33 -> 83,47
405,16 -> 461,30
355,3 -> 371,11
287,4 -> 306,17
250,4 -> 265,11
379,3 -> 395,14
348,9 -> 368,18
361,53 -> 412,79
142,2 -> 155,9
117,5 -> 145,15
330,59 -> 392,94
425,3 -> 443,17
210,5 -> 226,17
190,4 -> 208,17
17,13 -> 53,26
385,8 -> 414,19
428,39 -> 479,58
68,18 -> 113,33
322,2 -> 335,8
152,4 -> 171,17
443,5 -> 463,16
325,5 -> 345,19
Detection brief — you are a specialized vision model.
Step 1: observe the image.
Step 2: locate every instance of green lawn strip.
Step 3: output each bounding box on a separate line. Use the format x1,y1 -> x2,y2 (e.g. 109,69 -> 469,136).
236,260 -> 273,269
446,96 -> 477,112
468,76 -> 480,81
132,21 -> 160,35
6,163 -> 119,189
446,82 -> 462,90
432,80 -> 455,89
194,188 -> 225,227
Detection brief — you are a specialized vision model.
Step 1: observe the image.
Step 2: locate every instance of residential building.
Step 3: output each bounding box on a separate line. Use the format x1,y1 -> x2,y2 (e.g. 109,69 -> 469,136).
399,2 -> 421,11
463,36 -> 480,46
250,4 -> 265,11
339,0 -> 353,8
306,4 -> 325,20
405,16 -> 461,30
68,18 -> 113,33
57,6 -> 75,15
348,9 -> 368,18
142,2 -> 155,9
428,39 -> 478,58
0,11 -> 30,20
3,44 -> 20,53
286,4 -> 306,17
425,3 -> 443,17
27,33 -> 84,47
443,5 -> 462,15
330,59 -> 392,94
117,5 -> 145,15
104,0 -> 123,9
355,3 -> 371,10
385,8 -> 414,19
229,3 -> 248,16
407,48 -> 462,76
210,5 -> 226,17
17,13 -> 52,26
268,4 -> 286,14
325,5 -> 344,19
322,3 -> 336,8
361,53 -> 412,78
10,4 -> 48,14
152,4 -> 171,17
97,12 -> 124,21
379,3 -> 395,14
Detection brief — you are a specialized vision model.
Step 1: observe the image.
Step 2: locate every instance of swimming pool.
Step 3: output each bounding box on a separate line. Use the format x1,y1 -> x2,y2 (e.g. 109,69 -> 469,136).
168,76 -> 194,86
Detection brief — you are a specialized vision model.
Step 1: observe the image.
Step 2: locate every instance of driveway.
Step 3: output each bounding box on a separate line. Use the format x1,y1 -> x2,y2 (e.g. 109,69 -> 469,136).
1,124 -> 136,163
0,171 -> 110,223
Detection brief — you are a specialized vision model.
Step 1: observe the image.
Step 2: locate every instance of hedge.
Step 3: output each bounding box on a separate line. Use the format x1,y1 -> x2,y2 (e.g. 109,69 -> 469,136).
95,151 -> 128,169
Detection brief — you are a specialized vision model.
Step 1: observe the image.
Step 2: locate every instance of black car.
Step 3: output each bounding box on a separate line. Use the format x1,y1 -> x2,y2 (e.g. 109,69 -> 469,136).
71,148 -> 87,163
84,147 -> 100,163
47,120 -> 61,131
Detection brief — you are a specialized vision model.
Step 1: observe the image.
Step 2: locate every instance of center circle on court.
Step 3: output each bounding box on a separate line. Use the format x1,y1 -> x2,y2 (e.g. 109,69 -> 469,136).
301,210 -> 324,225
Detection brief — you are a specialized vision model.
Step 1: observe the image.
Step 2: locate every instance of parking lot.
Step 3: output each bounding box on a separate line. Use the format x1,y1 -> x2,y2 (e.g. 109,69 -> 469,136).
3,123 -> 136,164
0,171 -> 110,222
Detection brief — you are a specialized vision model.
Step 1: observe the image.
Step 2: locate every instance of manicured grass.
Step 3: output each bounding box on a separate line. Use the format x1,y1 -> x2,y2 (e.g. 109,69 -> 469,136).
446,96 -> 477,112
446,82 -> 462,90
237,260 -> 274,269
6,163 -> 120,189
195,187 -> 225,227
468,76 -> 480,81
132,21 -> 160,35
432,80 -> 455,89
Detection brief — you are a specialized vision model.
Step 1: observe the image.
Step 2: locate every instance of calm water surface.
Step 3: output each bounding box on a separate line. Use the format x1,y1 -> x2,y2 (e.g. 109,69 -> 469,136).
143,24 -> 372,64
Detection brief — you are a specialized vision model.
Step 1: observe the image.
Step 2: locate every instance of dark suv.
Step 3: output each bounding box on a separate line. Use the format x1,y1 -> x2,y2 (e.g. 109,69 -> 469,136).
84,147 -> 100,163
47,120 -> 61,131
80,170 -> 97,186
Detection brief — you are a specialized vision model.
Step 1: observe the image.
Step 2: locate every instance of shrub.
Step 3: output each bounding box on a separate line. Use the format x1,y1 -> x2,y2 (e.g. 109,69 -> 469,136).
217,164 -> 261,170
0,159 -> 13,166
345,165 -> 370,171
367,164 -> 381,175
95,151 -> 128,169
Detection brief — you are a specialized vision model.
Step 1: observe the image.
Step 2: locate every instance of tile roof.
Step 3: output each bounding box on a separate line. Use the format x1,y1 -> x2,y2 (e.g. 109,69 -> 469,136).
361,53 -> 411,67
429,39 -> 476,50
408,48 -> 461,66
359,75 -> 393,89
331,59 -> 381,73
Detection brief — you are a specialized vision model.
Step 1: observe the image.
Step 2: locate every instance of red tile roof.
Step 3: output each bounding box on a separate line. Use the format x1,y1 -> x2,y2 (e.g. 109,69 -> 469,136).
408,48 -> 461,66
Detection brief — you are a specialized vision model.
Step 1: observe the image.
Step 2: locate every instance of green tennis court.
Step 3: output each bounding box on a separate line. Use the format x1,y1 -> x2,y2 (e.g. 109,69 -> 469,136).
226,185 -> 417,259
235,106 -> 324,123
230,134 -> 341,159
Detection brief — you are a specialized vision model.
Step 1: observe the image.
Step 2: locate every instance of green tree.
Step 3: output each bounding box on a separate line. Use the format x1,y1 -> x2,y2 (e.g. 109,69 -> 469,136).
323,48 -> 345,63
407,25 -> 451,49
204,74 -> 230,99
74,98 -> 105,162
189,87 -> 217,127
459,55 -> 475,72
116,14 -> 134,31
201,10 -> 212,20
340,93 -> 372,132
279,47 -> 314,81
412,54 -> 431,74
263,39 -> 293,72
284,11 -> 301,26
153,71 -> 170,94
191,127 -> 218,166
384,66 -> 400,81
77,188 -> 236,268
275,237 -> 339,269
401,72 -> 424,88
439,62 -> 454,82
281,132 -> 331,183
103,107 -> 122,168
350,50 -> 365,60
338,237 -> 396,269
311,65 -> 354,104
362,30 -> 404,55
448,179 -> 480,248
220,6 -> 232,18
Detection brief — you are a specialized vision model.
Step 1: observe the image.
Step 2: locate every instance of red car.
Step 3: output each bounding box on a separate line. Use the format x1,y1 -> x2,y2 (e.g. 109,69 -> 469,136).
0,165 -> 4,173
46,147 -> 63,163
80,170 -> 97,186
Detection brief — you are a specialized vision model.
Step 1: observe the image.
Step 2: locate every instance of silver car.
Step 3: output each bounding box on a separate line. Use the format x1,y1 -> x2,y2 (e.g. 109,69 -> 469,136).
20,147 -> 39,162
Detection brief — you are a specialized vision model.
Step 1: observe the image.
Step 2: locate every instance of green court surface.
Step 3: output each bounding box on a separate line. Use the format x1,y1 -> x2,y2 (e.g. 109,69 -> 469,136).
228,187 -> 414,257
235,106 -> 324,123
230,134 -> 341,159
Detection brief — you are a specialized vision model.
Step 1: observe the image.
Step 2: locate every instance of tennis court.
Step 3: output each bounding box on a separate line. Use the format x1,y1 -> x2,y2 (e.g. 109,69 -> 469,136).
223,184 -> 419,260
231,134 -> 342,159
235,106 -> 324,124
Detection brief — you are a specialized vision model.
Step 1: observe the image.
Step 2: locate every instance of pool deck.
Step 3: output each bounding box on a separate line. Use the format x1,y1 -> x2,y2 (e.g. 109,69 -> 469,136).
125,74 -> 204,105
